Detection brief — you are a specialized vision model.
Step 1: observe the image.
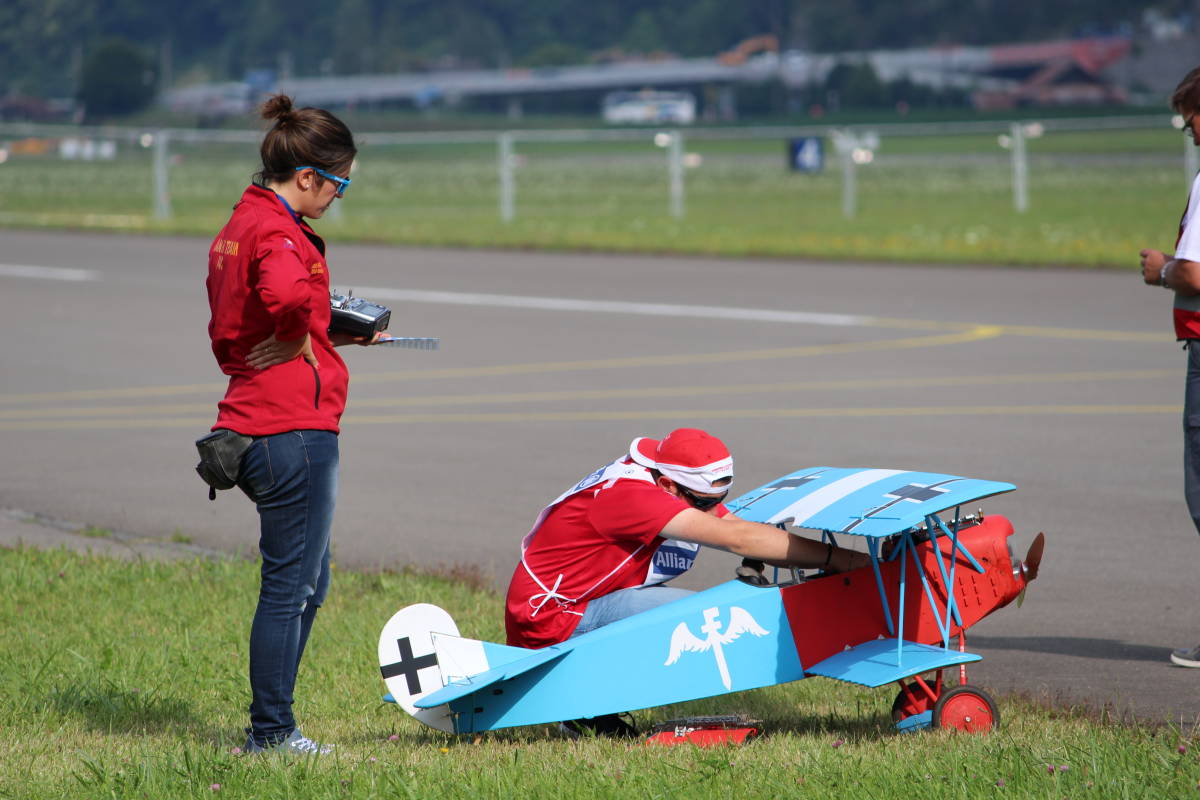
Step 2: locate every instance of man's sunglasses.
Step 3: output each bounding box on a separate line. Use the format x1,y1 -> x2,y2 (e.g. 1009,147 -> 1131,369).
294,166 -> 351,197
678,485 -> 728,511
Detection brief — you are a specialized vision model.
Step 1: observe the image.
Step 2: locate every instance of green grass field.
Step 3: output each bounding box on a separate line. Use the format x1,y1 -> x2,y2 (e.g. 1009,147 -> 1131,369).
3,545 -> 1197,799
1,125 -> 1191,267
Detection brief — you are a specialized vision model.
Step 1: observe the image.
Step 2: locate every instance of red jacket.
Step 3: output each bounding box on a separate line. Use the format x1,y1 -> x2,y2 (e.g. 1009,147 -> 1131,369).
206,185 -> 348,435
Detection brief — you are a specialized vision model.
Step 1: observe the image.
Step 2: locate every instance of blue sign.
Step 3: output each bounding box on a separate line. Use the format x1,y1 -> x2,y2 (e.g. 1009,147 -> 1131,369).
788,137 -> 824,172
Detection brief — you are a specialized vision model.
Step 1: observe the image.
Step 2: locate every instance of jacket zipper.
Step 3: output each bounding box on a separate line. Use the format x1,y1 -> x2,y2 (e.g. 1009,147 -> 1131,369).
309,363 -> 321,409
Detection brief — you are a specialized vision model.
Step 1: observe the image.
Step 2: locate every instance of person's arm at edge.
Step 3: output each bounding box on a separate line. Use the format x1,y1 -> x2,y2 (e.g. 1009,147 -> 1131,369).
661,508 -> 871,573
1142,249 -> 1200,296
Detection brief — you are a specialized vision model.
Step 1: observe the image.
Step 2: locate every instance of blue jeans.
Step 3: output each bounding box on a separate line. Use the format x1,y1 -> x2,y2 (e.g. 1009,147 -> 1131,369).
1186,342 -> 1200,537
571,585 -> 694,638
238,430 -> 338,746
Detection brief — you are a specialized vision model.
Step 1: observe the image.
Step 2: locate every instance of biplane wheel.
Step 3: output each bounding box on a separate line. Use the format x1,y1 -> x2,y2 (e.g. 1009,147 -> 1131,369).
890,682 -> 937,723
931,685 -> 999,733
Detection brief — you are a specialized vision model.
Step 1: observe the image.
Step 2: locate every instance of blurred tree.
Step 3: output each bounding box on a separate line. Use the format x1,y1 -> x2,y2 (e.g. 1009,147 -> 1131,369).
520,42 -> 588,67
77,38 -> 157,118
0,0 -> 1187,103
333,0 -> 377,74
623,10 -> 665,54
824,60 -> 887,107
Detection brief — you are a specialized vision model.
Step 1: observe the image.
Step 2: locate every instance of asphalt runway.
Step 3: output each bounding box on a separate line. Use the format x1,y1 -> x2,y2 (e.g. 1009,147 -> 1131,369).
1,228 -> 1195,724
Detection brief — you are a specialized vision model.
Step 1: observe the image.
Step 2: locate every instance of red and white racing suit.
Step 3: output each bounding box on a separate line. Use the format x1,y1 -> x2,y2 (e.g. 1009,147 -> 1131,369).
504,457 -> 727,649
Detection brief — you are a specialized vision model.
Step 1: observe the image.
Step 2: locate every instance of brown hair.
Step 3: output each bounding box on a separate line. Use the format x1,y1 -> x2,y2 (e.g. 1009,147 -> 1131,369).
1172,67 -> 1200,115
256,94 -> 356,186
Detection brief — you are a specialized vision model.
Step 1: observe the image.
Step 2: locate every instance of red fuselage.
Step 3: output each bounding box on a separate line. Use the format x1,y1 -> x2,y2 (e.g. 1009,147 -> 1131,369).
780,515 -> 1022,670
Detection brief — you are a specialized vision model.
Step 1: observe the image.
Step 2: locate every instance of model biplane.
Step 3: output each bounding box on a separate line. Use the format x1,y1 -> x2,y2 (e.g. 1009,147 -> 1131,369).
378,466 -> 1044,735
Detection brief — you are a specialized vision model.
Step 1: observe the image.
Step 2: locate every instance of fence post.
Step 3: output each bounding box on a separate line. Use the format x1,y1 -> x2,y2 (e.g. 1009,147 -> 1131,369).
1011,122 -> 1029,213
668,131 -> 685,219
838,132 -> 856,219
1186,135 -> 1198,189
498,132 -> 515,222
153,130 -> 171,220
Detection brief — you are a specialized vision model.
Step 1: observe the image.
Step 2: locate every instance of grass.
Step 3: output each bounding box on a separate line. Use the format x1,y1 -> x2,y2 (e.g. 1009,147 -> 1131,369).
0,125 -> 1191,267
169,529 -> 194,545
2,545 -> 1198,799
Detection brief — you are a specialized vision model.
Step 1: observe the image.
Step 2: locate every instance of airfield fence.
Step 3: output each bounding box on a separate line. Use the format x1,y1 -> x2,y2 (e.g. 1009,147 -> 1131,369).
0,114 -> 1192,265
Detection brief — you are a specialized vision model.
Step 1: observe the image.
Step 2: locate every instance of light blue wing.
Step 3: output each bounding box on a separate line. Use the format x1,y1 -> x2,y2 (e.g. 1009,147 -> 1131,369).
727,467 -> 1015,538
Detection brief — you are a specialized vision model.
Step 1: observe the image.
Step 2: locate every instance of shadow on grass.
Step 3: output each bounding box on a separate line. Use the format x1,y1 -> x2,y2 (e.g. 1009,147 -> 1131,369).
45,680 -> 205,735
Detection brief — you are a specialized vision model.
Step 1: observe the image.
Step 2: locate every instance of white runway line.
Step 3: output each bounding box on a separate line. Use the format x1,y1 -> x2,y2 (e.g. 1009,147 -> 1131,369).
0,264 -> 99,282
353,287 -> 863,327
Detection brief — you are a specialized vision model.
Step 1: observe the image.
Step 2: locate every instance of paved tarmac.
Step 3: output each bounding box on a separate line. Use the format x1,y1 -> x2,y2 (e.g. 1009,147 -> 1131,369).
1,228 -> 1197,724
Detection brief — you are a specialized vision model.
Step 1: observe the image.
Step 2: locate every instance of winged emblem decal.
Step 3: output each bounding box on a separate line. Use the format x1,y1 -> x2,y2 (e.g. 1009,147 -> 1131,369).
664,606 -> 769,689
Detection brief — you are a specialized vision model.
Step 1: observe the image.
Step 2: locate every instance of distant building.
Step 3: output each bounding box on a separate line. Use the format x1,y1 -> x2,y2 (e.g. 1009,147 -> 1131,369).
781,36 -> 1132,110
161,35 -> 1135,119
968,37 -> 1131,109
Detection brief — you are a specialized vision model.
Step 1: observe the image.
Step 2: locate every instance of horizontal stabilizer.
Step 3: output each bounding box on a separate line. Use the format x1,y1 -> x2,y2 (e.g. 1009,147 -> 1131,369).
415,646 -> 569,708
805,638 -> 981,687
432,634 -> 536,685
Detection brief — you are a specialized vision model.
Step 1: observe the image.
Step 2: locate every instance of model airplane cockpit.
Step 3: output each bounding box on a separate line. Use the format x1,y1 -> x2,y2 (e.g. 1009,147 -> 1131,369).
379,467 -> 1045,735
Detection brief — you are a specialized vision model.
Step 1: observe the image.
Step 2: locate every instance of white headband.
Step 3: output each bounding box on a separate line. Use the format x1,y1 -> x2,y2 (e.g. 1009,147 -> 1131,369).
657,457 -> 734,494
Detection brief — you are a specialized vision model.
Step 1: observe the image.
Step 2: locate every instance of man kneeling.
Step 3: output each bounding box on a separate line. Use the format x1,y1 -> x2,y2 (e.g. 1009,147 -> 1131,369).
504,428 -> 870,737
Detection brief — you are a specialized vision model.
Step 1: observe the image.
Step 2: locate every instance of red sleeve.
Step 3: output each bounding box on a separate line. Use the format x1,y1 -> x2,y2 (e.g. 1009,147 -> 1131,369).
254,230 -> 313,341
588,480 -> 689,544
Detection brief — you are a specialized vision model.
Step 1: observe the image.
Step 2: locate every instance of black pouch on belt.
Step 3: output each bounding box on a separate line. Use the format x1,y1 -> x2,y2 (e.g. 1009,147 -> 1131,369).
195,429 -> 254,500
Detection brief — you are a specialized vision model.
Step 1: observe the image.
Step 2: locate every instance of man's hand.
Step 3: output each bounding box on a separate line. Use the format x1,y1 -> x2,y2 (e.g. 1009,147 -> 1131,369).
1141,248 -> 1169,285
247,333 -> 317,370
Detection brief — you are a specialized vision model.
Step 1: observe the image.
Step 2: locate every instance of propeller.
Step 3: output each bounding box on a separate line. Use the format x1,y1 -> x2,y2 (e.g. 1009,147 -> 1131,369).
1016,532 -> 1045,608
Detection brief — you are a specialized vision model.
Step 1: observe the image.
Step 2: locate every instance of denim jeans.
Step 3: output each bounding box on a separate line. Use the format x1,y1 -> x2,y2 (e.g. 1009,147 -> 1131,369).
238,429 -> 338,746
570,585 -> 694,639
1185,342 -> 1200,537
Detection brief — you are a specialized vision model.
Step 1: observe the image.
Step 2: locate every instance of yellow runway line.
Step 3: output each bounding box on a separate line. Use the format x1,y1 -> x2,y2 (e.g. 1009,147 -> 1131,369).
354,326 -> 1006,385
0,403 -> 1180,431
0,327 -> 1001,405
0,368 -> 1176,419
864,316 -> 1170,342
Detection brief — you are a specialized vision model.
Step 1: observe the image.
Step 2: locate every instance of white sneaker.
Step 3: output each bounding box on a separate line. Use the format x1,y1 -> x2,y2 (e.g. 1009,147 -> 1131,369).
244,729 -> 334,755
1170,644 -> 1200,668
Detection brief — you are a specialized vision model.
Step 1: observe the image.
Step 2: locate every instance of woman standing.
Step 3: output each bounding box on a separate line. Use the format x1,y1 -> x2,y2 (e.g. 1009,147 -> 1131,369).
205,94 -> 364,754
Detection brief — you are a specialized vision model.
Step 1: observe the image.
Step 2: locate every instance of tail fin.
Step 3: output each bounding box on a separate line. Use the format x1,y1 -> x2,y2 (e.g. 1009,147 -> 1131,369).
378,603 -> 534,732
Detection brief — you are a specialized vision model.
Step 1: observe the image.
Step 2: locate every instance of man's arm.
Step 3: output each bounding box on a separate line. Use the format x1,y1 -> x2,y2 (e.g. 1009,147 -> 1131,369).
1141,249 -> 1200,296
660,508 -> 870,572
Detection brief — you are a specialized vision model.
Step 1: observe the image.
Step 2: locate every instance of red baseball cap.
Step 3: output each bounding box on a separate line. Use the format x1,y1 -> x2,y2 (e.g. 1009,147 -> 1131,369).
628,428 -> 733,493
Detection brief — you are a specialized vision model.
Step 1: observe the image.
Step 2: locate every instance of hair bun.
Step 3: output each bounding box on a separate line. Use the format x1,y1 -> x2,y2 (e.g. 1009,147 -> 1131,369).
260,94 -> 295,123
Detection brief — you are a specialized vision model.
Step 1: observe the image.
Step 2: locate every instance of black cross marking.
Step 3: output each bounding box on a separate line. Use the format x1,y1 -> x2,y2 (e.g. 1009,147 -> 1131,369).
380,636 -> 438,695
885,484 -> 949,503
738,475 -> 820,509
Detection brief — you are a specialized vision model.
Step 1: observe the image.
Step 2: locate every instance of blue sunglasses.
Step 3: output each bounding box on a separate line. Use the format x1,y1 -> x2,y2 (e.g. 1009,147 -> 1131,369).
294,166 -> 351,197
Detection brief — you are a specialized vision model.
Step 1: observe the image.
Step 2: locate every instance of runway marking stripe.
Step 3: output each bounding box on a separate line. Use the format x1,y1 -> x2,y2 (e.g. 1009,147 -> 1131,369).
0,404 -> 1181,430
354,287 -> 862,327
358,286 -> 1167,342
0,329 -> 999,404
0,264 -> 98,281
0,369 -> 1178,419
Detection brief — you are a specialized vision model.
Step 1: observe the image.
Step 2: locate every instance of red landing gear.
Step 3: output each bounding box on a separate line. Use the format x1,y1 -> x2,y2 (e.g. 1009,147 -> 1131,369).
890,637 -> 1001,733
932,685 -> 999,732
